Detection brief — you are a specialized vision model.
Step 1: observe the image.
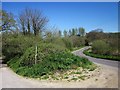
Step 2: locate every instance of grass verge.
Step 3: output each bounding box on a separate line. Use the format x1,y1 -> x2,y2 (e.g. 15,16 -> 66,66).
83,49 -> 120,61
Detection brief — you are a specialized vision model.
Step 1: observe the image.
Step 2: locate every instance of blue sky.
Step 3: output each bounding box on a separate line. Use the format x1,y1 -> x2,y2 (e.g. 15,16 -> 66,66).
2,2 -> 118,32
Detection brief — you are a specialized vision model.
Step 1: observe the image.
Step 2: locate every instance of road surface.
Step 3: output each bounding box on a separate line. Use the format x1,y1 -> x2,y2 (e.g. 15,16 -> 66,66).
72,46 -> 119,68
0,47 -> 119,88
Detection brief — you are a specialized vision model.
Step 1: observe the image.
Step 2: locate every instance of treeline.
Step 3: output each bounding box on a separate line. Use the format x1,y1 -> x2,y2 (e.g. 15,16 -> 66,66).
62,27 -> 85,37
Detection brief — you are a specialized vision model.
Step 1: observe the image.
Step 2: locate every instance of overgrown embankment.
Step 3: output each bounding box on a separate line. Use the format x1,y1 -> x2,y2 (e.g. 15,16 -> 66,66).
7,43 -> 96,80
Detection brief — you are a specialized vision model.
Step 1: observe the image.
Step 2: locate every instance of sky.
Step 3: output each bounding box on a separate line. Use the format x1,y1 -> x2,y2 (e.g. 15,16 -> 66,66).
2,2 -> 118,33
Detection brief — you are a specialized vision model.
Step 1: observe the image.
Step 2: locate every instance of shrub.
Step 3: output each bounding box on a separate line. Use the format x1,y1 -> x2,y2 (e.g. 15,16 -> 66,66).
70,36 -> 85,47
8,43 -> 95,78
20,43 -> 67,67
92,40 -> 110,55
7,56 -> 20,72
83,49 -> 120,61
62,37 -> 73,50
2,34 -> 42,63
53,37 -> 66,48
107,38 -> 119,56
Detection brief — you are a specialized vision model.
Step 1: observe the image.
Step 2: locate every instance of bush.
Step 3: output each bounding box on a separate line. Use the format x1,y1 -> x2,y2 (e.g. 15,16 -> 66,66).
92,40 -> 110,55
83,49 -> 120,61
107,38 -> 119,56
62,37 -> 73,50
70,36 -> 85,47
2,33 -> 42,63
20,43 -> 67,67
8,43 -> 95,78
7,56 -> 20,72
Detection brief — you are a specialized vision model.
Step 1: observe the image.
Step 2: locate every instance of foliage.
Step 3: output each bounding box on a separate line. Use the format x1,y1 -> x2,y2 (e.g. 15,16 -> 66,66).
52,37 -> 66,48
70,36 -> 85,47
83,49 -> 120,61
8,43 -> 95,78
86,29 -> 106,42
62,37 -> 73,50
44,29 -> 85,51
20,43 -> 67,67
105,33 -> 120,56
92,40 -> 110,55
63,30 -> 68,37
78,27 -> 85,36
92,38 -> 119,56
2,33 -> 42,63
1,10 -> 16,31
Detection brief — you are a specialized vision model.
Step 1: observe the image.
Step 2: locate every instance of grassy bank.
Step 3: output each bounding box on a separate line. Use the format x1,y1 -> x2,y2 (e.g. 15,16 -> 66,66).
83,49 -> 120,61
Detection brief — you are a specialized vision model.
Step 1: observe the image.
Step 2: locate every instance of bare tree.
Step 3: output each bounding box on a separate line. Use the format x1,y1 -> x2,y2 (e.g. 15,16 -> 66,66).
24,8 -> 32,34
31,9 -> 48,36
18,8 -> 48,36
18,8 -> 32,35
18,13 -> 26,35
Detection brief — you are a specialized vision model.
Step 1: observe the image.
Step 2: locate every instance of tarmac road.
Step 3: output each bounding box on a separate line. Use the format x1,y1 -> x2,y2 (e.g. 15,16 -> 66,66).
72,46 -> 119,68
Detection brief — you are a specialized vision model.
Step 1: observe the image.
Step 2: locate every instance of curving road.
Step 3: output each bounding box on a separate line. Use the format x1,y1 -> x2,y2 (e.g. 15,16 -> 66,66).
73,46 -> 119,88
72,46 -> 119,68
0,47 -> 119,88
